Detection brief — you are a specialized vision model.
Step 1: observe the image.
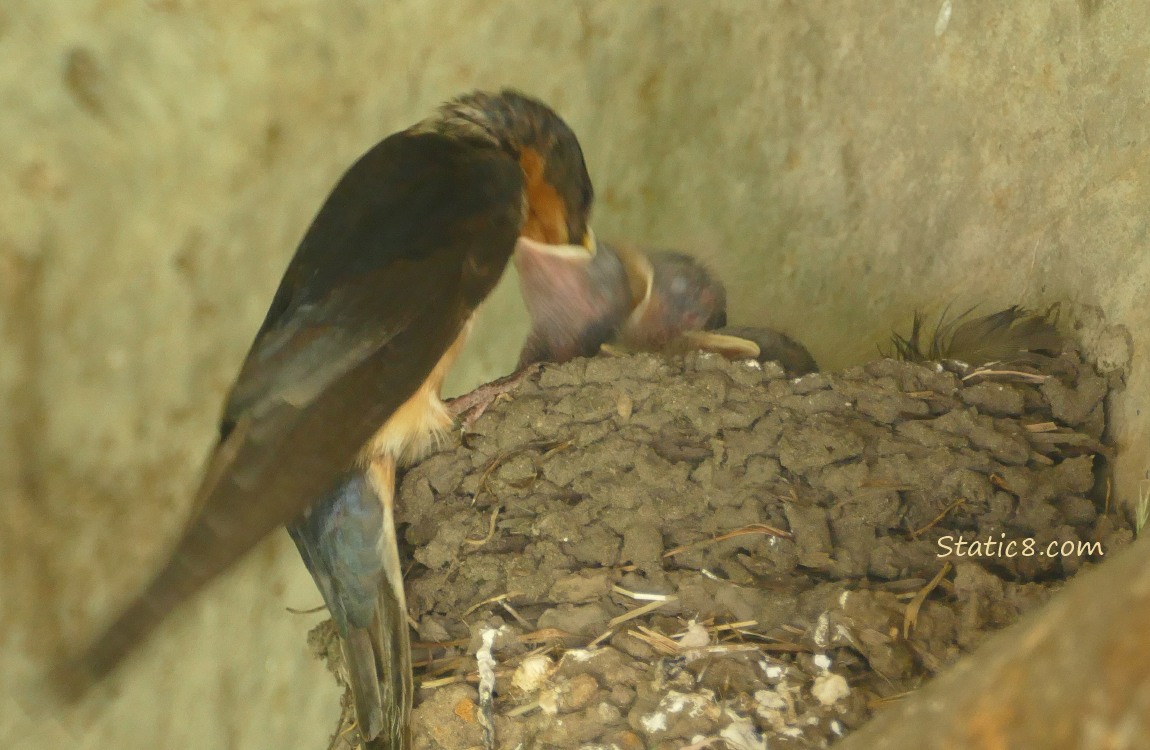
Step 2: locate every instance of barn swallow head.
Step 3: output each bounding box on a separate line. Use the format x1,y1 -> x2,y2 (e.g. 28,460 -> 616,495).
429,89 -> 595,250
618,248 -> 727,350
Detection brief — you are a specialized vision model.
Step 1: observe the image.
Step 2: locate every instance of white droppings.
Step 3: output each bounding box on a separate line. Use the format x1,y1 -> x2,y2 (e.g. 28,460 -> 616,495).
831,719 -> 846,737
664,690 -> 712,718
639,711 -> 667,733
754,689 -> 786,711
563,648 -> 597,663
935,0 -> 953,36
476,626 -> 501,738
476,628 -> 500,675
838,590 -> 851,608
511,654 -> 555,693
813,612 -> 830,647
760,660 -> 784,680
678,620 -> 711,649
811,672 -> 851,706
640,690 -> 716,734
755,682 -> 802,734
813,653 -> 832,671
719,716 -> 767,750
476,627 -> 500,704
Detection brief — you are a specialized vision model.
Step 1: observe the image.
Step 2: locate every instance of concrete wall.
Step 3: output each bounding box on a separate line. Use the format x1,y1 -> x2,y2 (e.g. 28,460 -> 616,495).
2,1 -> 1145,748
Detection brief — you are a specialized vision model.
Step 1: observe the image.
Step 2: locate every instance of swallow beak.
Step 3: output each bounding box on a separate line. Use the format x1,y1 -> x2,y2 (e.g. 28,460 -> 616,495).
680,330 -> 762,360
607,242 -> 655,314
582,227 -> 597,256
515,235 -> 594,268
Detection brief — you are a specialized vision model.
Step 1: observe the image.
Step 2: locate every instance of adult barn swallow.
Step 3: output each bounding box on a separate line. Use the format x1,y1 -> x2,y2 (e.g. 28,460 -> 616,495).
56,90 -> 594,746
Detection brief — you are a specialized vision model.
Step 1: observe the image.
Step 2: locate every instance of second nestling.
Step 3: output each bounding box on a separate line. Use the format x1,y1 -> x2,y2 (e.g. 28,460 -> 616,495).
515,237 -> 820,376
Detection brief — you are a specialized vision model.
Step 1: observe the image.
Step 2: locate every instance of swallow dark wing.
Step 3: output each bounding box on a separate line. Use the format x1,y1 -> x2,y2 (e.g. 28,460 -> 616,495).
222,131 -> 522,435
62,129 -> 524,688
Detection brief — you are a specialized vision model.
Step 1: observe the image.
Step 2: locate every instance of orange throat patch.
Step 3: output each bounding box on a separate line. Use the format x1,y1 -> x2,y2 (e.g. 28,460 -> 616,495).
518,147 -> 569,245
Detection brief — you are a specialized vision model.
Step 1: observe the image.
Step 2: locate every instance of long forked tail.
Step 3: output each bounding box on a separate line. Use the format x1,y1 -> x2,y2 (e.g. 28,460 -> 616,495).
364,457 -> 413,749
286,459 -> 412,748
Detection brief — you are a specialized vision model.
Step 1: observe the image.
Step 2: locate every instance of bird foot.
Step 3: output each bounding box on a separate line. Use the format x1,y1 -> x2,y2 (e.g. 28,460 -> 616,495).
447,364 -> 540,432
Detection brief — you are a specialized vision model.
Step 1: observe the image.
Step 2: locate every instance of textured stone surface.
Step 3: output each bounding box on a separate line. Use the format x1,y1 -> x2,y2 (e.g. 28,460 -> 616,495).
1,2 -> 1147,749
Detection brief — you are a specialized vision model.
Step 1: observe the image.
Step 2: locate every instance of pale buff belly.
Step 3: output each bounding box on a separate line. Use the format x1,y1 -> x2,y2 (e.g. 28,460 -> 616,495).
360,318 -> 472,468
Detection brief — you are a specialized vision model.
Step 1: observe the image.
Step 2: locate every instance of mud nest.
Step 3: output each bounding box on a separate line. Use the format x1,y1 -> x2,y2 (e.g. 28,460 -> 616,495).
313,347 -> 1131,749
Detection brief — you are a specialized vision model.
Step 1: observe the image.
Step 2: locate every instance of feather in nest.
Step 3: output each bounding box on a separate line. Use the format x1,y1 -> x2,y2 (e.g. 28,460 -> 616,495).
887,304 -> 1063,367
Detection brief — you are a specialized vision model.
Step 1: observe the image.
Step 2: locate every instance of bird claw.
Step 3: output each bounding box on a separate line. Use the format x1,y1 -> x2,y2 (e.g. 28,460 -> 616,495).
447,364 -> 541,432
